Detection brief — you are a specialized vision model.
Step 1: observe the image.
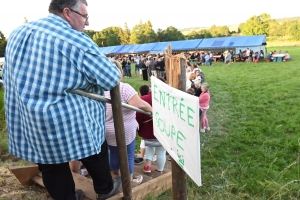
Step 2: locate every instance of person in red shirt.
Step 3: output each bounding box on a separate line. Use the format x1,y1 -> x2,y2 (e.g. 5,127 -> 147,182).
136,84 -> 167,173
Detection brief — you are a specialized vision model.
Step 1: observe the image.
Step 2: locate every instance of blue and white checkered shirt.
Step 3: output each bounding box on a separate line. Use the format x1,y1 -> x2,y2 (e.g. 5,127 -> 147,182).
3,14 -> 120,164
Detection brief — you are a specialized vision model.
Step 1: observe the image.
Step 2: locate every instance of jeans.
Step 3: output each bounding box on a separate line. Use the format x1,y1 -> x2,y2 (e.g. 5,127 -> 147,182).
37,140 -> 113,199
145,145 -> 166,171
109,139 -> 136,174
157,71 -> 165,78
122,66 -> 127,76
126,67 -> 131,77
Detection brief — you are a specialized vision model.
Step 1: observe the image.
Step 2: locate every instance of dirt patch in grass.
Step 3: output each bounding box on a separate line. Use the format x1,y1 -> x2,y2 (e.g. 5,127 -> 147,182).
0,167 -> 51,199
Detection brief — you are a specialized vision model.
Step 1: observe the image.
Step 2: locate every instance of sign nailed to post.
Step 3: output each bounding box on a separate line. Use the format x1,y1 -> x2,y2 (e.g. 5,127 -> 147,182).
151,76 -> 202,186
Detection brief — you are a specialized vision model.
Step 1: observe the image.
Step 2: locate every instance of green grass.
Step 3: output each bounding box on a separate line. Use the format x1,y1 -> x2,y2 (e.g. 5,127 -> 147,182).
0,87 -> 7,155
0,47 -> 300,199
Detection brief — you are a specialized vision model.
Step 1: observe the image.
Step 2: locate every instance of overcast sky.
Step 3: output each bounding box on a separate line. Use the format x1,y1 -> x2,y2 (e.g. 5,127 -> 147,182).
1,0 -> 299,37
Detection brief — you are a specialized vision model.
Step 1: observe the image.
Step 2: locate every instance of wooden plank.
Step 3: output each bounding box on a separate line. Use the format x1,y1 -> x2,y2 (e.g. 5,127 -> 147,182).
134,163 -> 171,179
9,165 -> 40,186
110,84 -> 133,200
11,164 -> 172,200
108,171 -> 172,200
31,173 -> 44,187
131,172 -> 152,188
73,172 -> 96,200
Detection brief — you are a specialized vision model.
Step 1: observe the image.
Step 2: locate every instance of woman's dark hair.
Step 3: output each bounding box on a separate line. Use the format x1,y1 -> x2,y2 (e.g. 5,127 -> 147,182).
139,85 -> 150,96
49,0 -> 87,13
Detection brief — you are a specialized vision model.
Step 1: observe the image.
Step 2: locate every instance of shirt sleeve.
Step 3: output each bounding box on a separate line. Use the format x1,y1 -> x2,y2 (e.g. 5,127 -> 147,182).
80,45 -> 120,91
122,83 -> 138,103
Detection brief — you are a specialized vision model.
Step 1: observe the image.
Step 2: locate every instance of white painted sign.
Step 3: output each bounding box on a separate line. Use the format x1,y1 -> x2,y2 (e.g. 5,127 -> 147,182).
151,76 -> 202,186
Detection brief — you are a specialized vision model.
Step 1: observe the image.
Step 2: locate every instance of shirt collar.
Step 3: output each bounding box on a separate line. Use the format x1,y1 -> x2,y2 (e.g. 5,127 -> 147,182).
48,13 -> 72,29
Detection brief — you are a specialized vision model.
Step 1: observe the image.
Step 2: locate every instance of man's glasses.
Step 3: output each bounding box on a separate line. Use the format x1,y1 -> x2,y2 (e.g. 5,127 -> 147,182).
69,8 -> 89,22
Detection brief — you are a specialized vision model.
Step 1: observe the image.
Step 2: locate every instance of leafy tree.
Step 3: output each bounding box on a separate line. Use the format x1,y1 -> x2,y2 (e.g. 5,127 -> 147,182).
209,25 -> 230,37
277,21 -> 290,36
204,31 -> 212,38
158,26 -> 185,41
218,26 -> 230,36
130,20 -> 144,44
186,31 -> 201,40
92,31 -> 105,46
143,20 -> 157,43
268,20 -> 280,36
209,25 -> 219,37
92,27 -> 121,47
156,28 -> 164,42
130,20 -> 156,44
288,20 -> 300,40
186,29 -> 212,39
84,30 -> 96,39
118,22 -> 131,44
238,23 -> 245,33
106,34 -> 120,46
0,31 -> 7,57
242,13 -> 271,36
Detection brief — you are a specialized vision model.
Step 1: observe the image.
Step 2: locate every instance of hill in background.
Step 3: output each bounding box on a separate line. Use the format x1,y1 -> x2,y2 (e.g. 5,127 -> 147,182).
179,16 -> 300,35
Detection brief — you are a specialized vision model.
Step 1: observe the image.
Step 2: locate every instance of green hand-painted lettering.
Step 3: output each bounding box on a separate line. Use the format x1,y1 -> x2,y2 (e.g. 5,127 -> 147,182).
177,130 -> 186,151
153,84 -> 159,102
187,106 -> 195,127
179,98 -> 185,122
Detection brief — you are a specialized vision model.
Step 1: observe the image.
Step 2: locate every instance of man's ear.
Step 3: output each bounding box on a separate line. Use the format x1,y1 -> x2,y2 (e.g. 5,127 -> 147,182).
62,7 -> 72,23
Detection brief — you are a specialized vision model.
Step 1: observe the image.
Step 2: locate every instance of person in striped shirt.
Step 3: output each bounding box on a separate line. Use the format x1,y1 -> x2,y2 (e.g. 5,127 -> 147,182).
105,62 -> 152,185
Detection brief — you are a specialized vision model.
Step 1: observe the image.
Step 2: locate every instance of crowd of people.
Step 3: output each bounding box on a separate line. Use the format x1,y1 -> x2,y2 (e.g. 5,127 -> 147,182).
185,62 -> 211,133
110,54 -> 166,81
184,48 -> 269,65
267,50 -> 290,62
185,51 -> 214,66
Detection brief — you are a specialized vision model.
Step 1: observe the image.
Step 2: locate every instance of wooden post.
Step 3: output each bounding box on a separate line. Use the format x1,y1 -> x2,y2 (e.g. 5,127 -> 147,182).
110,84 -> 132,200
165,45 -> 188,200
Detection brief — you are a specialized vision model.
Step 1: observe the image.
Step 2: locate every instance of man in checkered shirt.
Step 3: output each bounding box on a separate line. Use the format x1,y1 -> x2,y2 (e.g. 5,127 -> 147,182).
3,0 -> 122,199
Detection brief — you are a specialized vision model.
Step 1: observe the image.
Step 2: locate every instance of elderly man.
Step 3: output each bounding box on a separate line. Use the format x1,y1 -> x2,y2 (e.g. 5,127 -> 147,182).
3,0 -> 121,199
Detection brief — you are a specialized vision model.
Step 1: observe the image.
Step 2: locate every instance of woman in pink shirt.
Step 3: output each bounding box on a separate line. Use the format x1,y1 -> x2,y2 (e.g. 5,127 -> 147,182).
199,83 -> 210,133
105,62 -> 152,185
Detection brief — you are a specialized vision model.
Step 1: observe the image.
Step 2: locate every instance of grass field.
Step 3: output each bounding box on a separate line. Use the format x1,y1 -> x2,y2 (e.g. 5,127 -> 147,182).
0,46 -> 299,199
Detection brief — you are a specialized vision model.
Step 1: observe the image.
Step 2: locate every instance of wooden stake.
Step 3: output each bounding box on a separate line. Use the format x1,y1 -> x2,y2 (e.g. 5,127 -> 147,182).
164,46 -> 188,200
110,84 -> 133,200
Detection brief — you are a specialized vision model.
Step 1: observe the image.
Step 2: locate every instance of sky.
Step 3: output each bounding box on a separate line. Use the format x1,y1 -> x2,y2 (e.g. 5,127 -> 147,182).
0,0 -> 299,38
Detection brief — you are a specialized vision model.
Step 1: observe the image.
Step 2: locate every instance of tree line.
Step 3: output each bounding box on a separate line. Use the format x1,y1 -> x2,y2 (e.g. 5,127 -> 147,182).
0,13 -> 299,56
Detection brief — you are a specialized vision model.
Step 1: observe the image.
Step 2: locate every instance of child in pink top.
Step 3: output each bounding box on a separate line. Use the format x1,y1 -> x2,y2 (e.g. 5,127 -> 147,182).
199,83 -> 210,133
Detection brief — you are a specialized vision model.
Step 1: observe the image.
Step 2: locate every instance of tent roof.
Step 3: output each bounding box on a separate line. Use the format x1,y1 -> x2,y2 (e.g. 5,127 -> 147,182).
226,35 -> 266,47
150,41 -> 170,51
116,44 -> 138,54
170,39 -> 203,51
99,35 -> 267,54
197,35 -> 266,49
99,45 -> 121,55
133,42 -> 158,53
